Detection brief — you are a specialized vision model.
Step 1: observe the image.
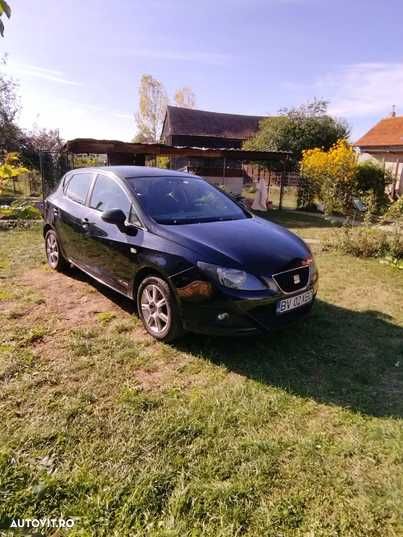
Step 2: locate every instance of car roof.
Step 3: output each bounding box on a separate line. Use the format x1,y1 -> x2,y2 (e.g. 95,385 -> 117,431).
69,166 -> 201,180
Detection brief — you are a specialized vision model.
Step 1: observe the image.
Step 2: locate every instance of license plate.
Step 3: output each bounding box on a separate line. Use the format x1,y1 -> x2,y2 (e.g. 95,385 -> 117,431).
276,290 -> 313,314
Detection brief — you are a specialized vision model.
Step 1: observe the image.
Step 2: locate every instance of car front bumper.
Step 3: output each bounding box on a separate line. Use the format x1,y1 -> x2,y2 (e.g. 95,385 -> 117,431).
179,284 -> 318,336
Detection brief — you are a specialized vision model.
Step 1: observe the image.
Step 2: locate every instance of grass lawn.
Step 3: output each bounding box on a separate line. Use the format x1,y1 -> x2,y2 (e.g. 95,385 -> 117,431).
0,214 -> 402,536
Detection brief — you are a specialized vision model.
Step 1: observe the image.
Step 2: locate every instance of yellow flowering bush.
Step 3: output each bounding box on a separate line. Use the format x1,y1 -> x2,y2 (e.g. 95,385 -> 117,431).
300,140 -> 357,214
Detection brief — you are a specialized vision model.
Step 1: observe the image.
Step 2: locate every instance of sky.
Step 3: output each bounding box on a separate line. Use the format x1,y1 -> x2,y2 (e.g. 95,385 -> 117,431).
2,0 -> 403,143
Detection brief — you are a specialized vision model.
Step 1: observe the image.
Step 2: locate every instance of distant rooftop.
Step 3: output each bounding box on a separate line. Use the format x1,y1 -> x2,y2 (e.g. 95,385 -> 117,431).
355,115 -> 403,148
163,106 -> 265,140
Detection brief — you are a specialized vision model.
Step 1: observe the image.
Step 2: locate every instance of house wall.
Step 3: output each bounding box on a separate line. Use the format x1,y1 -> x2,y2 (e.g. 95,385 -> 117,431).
357,151 -> 403,195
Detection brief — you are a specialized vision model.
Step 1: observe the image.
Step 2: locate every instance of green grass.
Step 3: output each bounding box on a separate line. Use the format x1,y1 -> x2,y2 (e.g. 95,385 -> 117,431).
0,219 -> 402,536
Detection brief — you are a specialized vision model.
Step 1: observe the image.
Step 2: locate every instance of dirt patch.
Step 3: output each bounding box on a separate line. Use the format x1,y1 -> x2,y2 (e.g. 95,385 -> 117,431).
18,267 -> 134,328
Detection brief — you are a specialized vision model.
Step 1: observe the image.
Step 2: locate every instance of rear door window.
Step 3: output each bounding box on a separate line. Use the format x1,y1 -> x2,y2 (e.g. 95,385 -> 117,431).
89,174 -> 131,215
65,173 -> 94,204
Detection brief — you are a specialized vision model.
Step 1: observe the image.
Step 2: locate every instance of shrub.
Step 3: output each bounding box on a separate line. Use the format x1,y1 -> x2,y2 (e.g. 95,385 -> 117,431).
355,161 -> 391,216
324,225 -> 402,259
0,203 -> 41,220
383,197 -> 403,222
300,140 -> 356,215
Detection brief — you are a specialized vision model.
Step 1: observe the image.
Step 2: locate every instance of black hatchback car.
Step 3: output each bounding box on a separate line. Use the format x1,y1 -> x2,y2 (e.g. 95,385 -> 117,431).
43,166 -> 318,341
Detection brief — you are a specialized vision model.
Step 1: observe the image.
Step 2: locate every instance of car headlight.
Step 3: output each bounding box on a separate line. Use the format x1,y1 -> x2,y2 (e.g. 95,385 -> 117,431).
197,261 -> 267,291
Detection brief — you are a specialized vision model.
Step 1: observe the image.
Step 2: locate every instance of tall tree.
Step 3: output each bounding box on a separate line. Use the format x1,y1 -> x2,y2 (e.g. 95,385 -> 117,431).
174,86 -> 196,109
134,74 -> 168,142
244,99 -> 349,165
0,0 -> 11,37
0,59 -> 21,151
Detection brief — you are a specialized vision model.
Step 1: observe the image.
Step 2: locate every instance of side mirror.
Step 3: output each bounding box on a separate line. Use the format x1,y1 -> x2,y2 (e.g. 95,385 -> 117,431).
101,208 -> 126,226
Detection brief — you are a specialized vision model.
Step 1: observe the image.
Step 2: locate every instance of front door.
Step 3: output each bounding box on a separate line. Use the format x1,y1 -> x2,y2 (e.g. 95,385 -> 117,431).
84,173 -> 140,295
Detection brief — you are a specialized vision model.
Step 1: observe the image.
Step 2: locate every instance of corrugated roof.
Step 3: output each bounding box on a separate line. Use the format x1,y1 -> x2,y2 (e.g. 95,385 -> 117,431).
63,138 -> 290,161
355,116 -> 403,147
165,106 -> 265,139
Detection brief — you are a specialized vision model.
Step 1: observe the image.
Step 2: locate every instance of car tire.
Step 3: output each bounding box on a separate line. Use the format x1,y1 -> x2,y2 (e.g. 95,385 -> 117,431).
45,229 -> 68,272
137,276 -> 184,342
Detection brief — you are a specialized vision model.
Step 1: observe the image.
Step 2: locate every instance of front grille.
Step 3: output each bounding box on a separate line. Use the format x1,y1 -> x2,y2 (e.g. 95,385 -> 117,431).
273,265 -> 310,294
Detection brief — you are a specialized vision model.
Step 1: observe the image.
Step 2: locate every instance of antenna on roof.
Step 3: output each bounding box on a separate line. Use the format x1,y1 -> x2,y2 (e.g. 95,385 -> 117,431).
391,104 -> 396,117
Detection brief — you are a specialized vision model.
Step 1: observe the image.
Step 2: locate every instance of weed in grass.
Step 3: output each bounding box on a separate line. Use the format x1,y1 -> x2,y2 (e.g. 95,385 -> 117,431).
119,385 -> 162,413
96,311 -> 116,325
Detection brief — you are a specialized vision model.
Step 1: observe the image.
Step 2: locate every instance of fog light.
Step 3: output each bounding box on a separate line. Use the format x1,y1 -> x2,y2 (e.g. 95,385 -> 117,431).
217,312 -> 229,321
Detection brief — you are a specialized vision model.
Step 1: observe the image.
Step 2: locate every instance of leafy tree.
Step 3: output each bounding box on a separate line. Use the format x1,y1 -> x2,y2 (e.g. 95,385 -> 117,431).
0,152 -> 29,194
174,86 -> 196,109
0,0 -> 11,37
0,59 -> 21,151
134,74 -> 168,142
244,99 -> 349,165
18,127 -> 64,170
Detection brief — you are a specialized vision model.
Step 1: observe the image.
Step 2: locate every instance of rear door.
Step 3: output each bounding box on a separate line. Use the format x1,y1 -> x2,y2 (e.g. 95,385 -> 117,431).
54,171 -> 95,265
84,173 -> 141,294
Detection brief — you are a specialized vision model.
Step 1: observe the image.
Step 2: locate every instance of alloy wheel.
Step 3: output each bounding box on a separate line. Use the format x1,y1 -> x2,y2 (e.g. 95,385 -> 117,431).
140,284 -> 170,335
46,233 -> 59,268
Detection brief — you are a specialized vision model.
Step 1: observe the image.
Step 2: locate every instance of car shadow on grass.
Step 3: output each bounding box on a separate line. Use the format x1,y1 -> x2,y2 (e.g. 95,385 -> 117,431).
64,268 -> 402,418
176,299 -> 403,419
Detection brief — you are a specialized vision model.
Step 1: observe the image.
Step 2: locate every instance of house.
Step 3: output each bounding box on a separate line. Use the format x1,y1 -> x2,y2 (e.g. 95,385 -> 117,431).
354,111 -> 403,197
160,106 -> 265,194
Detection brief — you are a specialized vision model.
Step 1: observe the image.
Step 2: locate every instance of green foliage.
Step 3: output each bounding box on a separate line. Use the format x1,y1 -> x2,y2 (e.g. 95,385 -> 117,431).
244,99 -> 349,164
383,196 -> 403,222
73,154 -> 101,168
0,152 -> 29,193
0,203 -> 41,221
324,224 -> 402,259
300,144 -> 393,217
0,61 -> 21,151
0,0 -> 11,37
355,161 -> 391,216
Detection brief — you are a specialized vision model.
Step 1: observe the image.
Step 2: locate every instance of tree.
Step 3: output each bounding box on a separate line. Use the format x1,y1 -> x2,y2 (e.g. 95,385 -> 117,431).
0,0 -> 11,37
244,99 -> 349,165
0,59 -> 21,151
174,86 -> 196,109
18,127 -> 64,170
134,74 -> 168,142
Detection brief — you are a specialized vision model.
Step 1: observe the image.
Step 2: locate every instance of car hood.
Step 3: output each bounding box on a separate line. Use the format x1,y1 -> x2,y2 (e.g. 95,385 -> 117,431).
155,216 -> 311,276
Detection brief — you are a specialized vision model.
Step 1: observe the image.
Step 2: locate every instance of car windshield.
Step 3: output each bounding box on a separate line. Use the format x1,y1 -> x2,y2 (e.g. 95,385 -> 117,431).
125,176 -> 249,225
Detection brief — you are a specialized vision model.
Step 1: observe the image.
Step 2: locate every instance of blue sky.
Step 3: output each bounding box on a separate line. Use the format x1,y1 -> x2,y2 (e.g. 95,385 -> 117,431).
2,0 -> 403,142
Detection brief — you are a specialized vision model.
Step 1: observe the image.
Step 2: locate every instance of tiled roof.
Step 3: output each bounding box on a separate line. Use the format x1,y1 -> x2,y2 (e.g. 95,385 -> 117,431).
164,106 -> 265,139
355,116 -> 403,147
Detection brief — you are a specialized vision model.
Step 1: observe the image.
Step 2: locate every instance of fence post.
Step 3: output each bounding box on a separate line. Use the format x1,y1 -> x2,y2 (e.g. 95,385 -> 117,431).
279,156 -> 287,210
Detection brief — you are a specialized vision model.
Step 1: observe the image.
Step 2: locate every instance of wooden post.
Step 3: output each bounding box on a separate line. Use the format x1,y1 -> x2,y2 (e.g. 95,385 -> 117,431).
393,157 -> 400,199
279,158 -> 287,210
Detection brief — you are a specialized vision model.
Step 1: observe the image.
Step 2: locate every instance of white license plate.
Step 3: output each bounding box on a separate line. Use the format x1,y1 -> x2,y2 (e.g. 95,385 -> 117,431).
276,290 -> 313,314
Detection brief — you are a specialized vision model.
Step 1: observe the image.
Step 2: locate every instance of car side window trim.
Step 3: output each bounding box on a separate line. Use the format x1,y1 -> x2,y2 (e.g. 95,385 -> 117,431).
88,173 -> 145,229
64,172 -> 96,206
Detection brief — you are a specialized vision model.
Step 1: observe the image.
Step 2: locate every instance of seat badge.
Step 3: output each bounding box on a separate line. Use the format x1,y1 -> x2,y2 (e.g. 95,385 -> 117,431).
293,274 -> 301,284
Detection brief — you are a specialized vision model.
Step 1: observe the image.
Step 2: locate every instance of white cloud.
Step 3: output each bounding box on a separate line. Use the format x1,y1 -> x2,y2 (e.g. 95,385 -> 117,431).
2,61 -> 82,86
122,48 -> 231,66
315,62 -> 403,118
